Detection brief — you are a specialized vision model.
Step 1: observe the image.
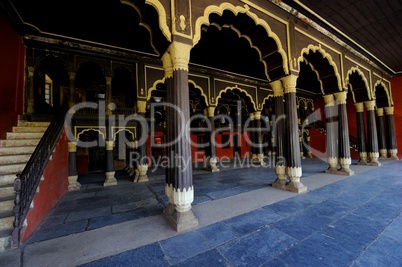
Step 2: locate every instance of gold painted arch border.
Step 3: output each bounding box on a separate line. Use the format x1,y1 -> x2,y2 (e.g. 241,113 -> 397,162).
193,3 -> 289,80
374,80 -> 393,107
345,67 -> 372,103
215,86 -> 257,111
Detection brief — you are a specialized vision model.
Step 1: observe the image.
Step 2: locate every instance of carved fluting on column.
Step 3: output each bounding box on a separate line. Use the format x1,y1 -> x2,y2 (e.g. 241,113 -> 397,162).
355,102 -> 367,165
283,75 -> 306,193
323,95 -> 338,173
68,142 -> 80,191
27,66 -> 35,113
104,140 -> 117,186
162,44 -> 198,232
68,72 -> 76,109
384,106 -> 399,160
376,108 -> 388,159
270,80 -> 288,189
334,92 -> 354,175
206,107 -> 219,172
365,101 -> 381,166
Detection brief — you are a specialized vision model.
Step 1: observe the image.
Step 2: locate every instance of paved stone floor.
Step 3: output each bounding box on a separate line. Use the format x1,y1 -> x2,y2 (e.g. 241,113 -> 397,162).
1,158 -> 401,266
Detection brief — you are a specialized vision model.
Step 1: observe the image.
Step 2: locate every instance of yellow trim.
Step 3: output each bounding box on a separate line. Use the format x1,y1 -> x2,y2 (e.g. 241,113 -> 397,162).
300,59 -> 324,95
145,65 -> 164,99
75,127 -> 107,141
147,78 -> 166,101
345,55 -> 372,90
374,80 -> 393,107
215,85 -> 257,111
171,0 -> 193,39
261,94 -> 274,108
188,79 -> 209,106
193,3 -> 288,77
345,67 -> 372,101
112,126 -> 136,141
298,44 -> 342,92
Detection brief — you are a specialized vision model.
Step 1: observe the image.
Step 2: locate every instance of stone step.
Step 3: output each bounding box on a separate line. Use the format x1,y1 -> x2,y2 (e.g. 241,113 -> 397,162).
0,154 -> 31,165
0,186 -> 15,199
0,174 -> 16,186
17,121 -> 50,127
0,230 -> 11,252
0,146 -> 36,156
6,132 -> 44,140
0,164 -> 25,175
0,216 -> 13,231
12,126 -> 48,133
0,139 -> 40,147
0,199 -> 14,214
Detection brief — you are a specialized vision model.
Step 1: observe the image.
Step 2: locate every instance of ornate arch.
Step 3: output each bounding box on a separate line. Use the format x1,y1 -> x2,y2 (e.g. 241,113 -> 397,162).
194,3 -> 289,78
215,86 -> 257,111
374,80 -> 393,106
147,78 -> 166,101
345,67 -> 372,102
188,79 -> 209,106
76,128 -> 106,141
113,128 -> 136,141
298,44 -> 342,92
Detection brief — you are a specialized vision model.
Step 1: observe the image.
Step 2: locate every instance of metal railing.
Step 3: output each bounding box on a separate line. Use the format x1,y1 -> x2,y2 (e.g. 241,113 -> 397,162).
12,100 -> 70,247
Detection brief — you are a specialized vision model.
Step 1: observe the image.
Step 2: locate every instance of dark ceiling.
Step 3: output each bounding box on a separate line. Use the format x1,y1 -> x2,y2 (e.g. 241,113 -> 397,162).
1,0 -> 400,78
281,0 -> 402,76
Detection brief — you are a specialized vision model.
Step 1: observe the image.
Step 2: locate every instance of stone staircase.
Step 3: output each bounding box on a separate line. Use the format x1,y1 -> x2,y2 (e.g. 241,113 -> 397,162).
0,120 -> 49,251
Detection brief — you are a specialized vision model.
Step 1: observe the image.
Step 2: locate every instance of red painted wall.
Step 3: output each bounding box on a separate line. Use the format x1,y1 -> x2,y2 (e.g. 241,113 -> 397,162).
0,13 -> 25,139
21,131 -> 69,242
391,76 -> 402,158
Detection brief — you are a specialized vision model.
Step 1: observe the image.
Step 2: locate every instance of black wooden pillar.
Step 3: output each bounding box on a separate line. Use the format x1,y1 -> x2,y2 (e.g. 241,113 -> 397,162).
27,66 -> 35,113
283,75 -> 306,193
104,140 -> 117,186
136,101 -> 149,181
270,80 -> 288,189
68,142 -> 80,190
254,112 -> 265,165
206,107 -> 219,172
365,100 -> 381,166
334,92 -> 354,175
355,102 -> 368,165
162,42 -> 198,231
323,94 -> 338,173
68,72 -> 76,109
385,106 -> 399,160
376,108 -> 388,159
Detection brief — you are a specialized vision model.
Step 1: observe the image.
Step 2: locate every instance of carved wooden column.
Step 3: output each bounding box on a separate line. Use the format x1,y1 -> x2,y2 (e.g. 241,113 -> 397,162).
365,100 -> 381,166
355,102 -> 367,165
68,142 -> 80,191
162,42 -> 198,231
270,80 -> 288,189
104,140 -> 117,186
334,92 -> 354,175
283,75 -> 306,193
136,100 -> 149,181
206,107 -> 219,172
384,106 -> 399,160
324,94 -> 338,173
105,76 -> 113,115
68,72 -> 76,108
253,111 -> 265,165
27,66 -> 35,113
376,108 -> 388,159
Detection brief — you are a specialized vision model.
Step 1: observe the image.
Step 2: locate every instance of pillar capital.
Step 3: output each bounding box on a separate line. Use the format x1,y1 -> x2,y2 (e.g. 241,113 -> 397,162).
323,94 -> 335,107
364,100 -> 376,111
334,91 -> 348,105
354,102 -> 364,113
207,107 -> 215,118
270,80 -> 284,97
168,41 -> 192,72
282,75 -> 298,94
249,113 -> 255,121
376,108 -> 384,116
137,100 -> 147,114
162,52 -> 173,78
106,141 -> 114,151
69,72 -> 76,81
384,106 -> 394,115
254,111 -> 261,120
68,142 -> 77,153
105,76 -> 112,86
28,66 -> 35,77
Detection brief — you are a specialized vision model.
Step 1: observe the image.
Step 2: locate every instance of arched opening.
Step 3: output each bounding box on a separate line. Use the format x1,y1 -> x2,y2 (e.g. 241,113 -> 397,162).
112,67 -> 137,109
75,61 -> 106,104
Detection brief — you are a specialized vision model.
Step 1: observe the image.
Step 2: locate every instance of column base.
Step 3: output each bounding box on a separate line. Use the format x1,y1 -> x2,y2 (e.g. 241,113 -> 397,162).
357,160 -> 368,165
389,155 -> 399,160
367,161 -> 382,166
206,157 -> 220,172
68,175 -> 80,191
137,175 -> 149,182
272,165 -> 288,189
103,171 -> 117,186
326,157 -> 338,174
286,181 -> 307,193
379,149 -> 388,159
133,165 -> 149,182
337,168 -> 355,176
306,152 -> 313,158
163,207 -> 199,232
388,149 -> 399,160
271,178 -> 288,190
325,167 -> 339,174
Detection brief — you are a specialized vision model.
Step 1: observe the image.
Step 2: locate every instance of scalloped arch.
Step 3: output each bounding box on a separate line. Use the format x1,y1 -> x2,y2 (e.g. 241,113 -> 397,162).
260,94 -> 274,110
121,0 -> 171,42
345,67 -> 372,103
193,3 -> 288,77
298,45 -> 342,92
299,58 -> 325,95
188,79 -> 209,106
374,80 -> 393,106
76,129 -> 106,141
113,128 -> 135,141
147,78 -> 166,101
215,86 -> 257,111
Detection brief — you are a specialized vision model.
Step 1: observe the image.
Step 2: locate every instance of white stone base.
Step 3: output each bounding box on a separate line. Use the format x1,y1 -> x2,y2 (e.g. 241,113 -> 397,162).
103,171 -> 117,186
68,175 -> 80,191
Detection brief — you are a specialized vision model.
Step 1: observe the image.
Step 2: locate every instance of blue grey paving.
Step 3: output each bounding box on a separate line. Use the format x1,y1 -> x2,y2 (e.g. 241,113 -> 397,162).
80,160 -> 402,266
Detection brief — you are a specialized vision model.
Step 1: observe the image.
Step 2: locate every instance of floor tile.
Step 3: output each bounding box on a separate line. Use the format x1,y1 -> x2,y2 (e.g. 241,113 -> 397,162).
198,222 -> 239,248
218,226 -> 297,266
175,249 -> 229,267
159,231 -> 210,265
87,209 -> 149,230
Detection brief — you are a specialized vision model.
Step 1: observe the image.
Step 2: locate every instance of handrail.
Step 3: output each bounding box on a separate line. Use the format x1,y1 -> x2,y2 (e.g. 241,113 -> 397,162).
12,100 -> 70,247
